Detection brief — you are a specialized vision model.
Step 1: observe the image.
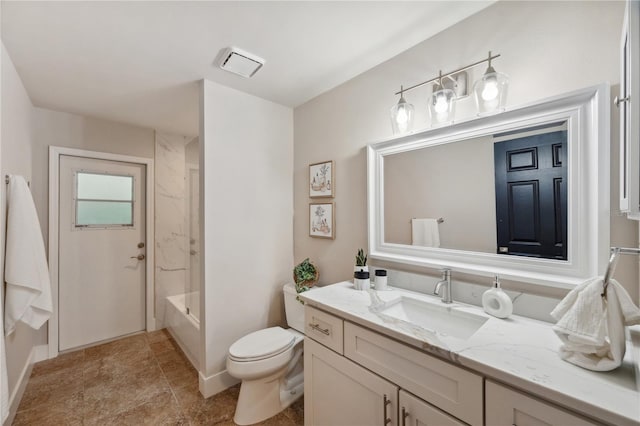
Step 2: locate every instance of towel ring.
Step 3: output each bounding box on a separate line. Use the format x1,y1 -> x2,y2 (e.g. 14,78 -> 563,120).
602,247 -> 640,298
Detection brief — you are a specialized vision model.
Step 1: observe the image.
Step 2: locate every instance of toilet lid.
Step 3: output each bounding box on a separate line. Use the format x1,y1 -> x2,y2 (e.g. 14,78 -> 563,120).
228,326 -> 296,361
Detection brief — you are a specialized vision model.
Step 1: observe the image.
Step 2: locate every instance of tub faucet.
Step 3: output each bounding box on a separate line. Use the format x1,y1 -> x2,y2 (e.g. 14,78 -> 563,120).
433,269 -> 452,304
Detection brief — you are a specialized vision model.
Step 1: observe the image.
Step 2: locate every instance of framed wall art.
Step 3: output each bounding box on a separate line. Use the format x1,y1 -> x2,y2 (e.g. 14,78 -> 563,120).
309,160 -> 334,198
309,202 -> 335,239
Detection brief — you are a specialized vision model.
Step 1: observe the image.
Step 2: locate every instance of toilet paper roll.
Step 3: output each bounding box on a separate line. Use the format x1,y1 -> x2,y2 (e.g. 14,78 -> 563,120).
482,288 -> 513,319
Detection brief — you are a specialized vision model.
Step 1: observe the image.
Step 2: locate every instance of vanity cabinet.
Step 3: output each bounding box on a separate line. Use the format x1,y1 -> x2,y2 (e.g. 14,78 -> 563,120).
304,338 -> 399,426
399,390 -> 466,426
304,305 -> 344,354
485,380 -> 601,426
344,322 -> 483,425
304,307 -> 482,426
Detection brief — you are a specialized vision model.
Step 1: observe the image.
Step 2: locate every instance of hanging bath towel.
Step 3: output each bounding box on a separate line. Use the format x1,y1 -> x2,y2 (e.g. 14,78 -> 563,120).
0,287 -> 8,423
550,277 -> 640,371
411,218 -> 440,248
4,175 -> 52,336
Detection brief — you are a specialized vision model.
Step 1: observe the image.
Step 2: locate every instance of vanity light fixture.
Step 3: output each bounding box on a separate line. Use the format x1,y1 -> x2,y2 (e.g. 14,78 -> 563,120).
391,51 -> 506,128
473,51 -> 509,115
390,85 -> 415,135
428,71 -> 456,125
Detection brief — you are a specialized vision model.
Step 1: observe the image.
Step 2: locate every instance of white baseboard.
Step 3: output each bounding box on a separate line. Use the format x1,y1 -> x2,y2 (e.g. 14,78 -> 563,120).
3,345 -> 39,426
33,344 -> 49,363
199,369 -> 239,398
147,318 -> 157,332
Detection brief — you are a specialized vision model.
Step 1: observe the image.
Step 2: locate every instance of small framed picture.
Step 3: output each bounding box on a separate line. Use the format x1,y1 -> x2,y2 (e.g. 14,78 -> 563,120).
309,203 -> 335,239
309,160 -> 334,198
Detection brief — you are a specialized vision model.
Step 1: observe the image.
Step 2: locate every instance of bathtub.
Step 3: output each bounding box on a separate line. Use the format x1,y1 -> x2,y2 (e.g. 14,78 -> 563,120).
165,293 -> 200,370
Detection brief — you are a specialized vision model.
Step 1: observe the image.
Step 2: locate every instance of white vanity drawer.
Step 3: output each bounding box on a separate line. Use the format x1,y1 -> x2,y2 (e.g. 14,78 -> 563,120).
344,322 -> 483,426
485,380 -> 601,426
305,306 -> 343,354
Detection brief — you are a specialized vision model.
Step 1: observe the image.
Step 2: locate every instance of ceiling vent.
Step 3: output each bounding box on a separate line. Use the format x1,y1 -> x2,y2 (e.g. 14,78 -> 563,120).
218,47 -> 265,78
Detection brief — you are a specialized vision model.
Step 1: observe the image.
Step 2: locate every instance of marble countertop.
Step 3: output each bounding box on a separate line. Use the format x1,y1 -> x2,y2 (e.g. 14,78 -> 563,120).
300,281 -> 640,426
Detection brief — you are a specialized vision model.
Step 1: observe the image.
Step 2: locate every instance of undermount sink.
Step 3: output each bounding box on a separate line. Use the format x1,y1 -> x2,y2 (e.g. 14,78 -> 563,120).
375,296 -> 488,340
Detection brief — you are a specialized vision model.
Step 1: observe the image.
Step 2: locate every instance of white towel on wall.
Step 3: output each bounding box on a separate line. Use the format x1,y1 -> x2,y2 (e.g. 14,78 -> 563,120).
4,175 -> 53,336
1,288 -> 8,423
550,277 -> 640,371
411,218 -> 440,248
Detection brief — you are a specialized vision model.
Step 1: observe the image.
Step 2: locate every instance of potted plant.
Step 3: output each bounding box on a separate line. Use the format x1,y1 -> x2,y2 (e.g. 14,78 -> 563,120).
293,258 -> 319,296
355,248 -> 368,272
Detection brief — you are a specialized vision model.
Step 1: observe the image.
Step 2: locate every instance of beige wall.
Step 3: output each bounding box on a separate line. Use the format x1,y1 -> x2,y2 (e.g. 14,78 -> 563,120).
200,80 -> 293,390
31,108 -> 154,247
385,135 -> 495,251
293,1 -> 639,301
1,42 -> 44,414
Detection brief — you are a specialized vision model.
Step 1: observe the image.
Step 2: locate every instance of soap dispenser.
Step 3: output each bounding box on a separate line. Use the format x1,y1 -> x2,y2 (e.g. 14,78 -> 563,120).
482,275 -> 513,319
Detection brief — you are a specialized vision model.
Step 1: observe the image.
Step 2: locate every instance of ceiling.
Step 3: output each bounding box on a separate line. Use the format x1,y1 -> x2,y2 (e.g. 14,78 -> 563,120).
2,1 -> 493,137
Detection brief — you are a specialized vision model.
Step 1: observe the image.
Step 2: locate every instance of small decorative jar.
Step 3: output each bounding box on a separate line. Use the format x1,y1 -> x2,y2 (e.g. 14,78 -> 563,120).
353,270 -> 371,291
374,269 -> 388,291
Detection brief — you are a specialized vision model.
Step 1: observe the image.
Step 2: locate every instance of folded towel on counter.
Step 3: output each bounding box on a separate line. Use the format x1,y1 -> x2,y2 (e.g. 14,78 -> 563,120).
411,218 -> 440,248
4,175 -> 53,336
550,277 -> 640,371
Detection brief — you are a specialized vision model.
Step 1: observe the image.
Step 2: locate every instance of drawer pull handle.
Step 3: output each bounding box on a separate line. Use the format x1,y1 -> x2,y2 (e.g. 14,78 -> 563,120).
309,323 -> 330,336
402,406 -> 409,426
383,394 -> 391,425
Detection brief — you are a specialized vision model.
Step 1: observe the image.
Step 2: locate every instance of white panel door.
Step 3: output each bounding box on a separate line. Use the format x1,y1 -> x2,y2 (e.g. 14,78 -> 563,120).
59,155 -> 146,351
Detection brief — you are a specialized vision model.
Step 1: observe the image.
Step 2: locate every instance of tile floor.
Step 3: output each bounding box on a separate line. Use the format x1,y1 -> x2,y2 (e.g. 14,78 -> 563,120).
13,330 -> 304,425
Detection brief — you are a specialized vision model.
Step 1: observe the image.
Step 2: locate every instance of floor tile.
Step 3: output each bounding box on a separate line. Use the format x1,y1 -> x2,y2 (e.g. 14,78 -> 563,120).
84,389 -> 187,426
29,349 -> 85,378
12,389 -> 83,426
13,329 -> 305,425
17,366 -> 83,412
146,328 -> 172,344
84,333 -> 149,362
83,371 -> 170,420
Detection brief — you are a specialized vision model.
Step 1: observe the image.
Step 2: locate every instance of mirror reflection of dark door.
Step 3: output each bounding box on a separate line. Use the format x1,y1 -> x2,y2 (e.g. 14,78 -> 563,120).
494,130 -> 567,260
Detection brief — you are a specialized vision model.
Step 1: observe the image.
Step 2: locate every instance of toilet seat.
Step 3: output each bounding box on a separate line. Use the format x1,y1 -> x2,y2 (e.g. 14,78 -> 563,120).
228,326 -> 296,362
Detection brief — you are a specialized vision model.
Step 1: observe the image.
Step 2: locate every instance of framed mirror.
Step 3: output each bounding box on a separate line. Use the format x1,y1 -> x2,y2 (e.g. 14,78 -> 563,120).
367,85 -> 610,288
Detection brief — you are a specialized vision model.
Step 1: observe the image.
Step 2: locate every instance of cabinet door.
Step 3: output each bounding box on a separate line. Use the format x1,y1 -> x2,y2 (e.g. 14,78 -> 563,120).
344,322 -> 483,425
399,390 -> 466,426
485,380 -> 600,426
304,338 -> 399,426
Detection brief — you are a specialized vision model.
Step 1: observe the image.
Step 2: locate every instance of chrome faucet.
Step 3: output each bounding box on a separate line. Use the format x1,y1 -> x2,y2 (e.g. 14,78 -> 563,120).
433,269 -> 452,304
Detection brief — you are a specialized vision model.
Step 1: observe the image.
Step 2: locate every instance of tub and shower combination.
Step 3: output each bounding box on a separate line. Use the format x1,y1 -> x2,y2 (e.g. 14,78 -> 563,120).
164,138 -> 201,369
166,292 -> 200,369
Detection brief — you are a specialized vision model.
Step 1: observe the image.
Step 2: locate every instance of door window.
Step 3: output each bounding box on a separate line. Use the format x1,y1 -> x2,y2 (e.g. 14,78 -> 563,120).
74,171 -> 134,227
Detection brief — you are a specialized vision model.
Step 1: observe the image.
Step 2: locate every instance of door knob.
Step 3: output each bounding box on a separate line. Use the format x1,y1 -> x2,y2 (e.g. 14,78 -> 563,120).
130,254 -> 145,261
138,242 -> 145,248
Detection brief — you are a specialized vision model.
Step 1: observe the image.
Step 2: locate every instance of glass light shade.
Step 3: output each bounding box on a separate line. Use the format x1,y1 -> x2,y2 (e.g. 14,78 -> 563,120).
428,88 -> 456,125
390,96 -> 415,134
473,71 -> 509,115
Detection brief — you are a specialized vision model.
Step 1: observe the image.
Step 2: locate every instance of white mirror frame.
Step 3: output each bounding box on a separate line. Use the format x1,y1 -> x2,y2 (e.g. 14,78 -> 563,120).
367,84 -> 610,289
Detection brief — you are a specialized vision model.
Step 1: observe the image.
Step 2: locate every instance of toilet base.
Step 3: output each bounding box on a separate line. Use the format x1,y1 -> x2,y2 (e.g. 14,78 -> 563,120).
233,366 -> 304,425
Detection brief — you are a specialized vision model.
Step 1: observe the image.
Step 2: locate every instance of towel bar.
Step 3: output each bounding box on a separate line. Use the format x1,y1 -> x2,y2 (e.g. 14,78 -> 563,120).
410,217 -> 444,224
5,175 -> 30,187
602,246 -> 640,297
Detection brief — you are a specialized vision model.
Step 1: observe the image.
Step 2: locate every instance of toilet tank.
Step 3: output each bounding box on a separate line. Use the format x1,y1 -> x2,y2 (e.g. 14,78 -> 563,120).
283,283 -> 306,333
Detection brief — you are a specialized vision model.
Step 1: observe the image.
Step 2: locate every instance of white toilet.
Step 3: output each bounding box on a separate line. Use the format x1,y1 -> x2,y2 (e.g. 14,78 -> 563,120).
226,283 -> 307,425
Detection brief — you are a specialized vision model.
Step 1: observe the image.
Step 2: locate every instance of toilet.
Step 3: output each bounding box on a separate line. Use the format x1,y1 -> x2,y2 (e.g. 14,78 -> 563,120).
226,283 -> 307,425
